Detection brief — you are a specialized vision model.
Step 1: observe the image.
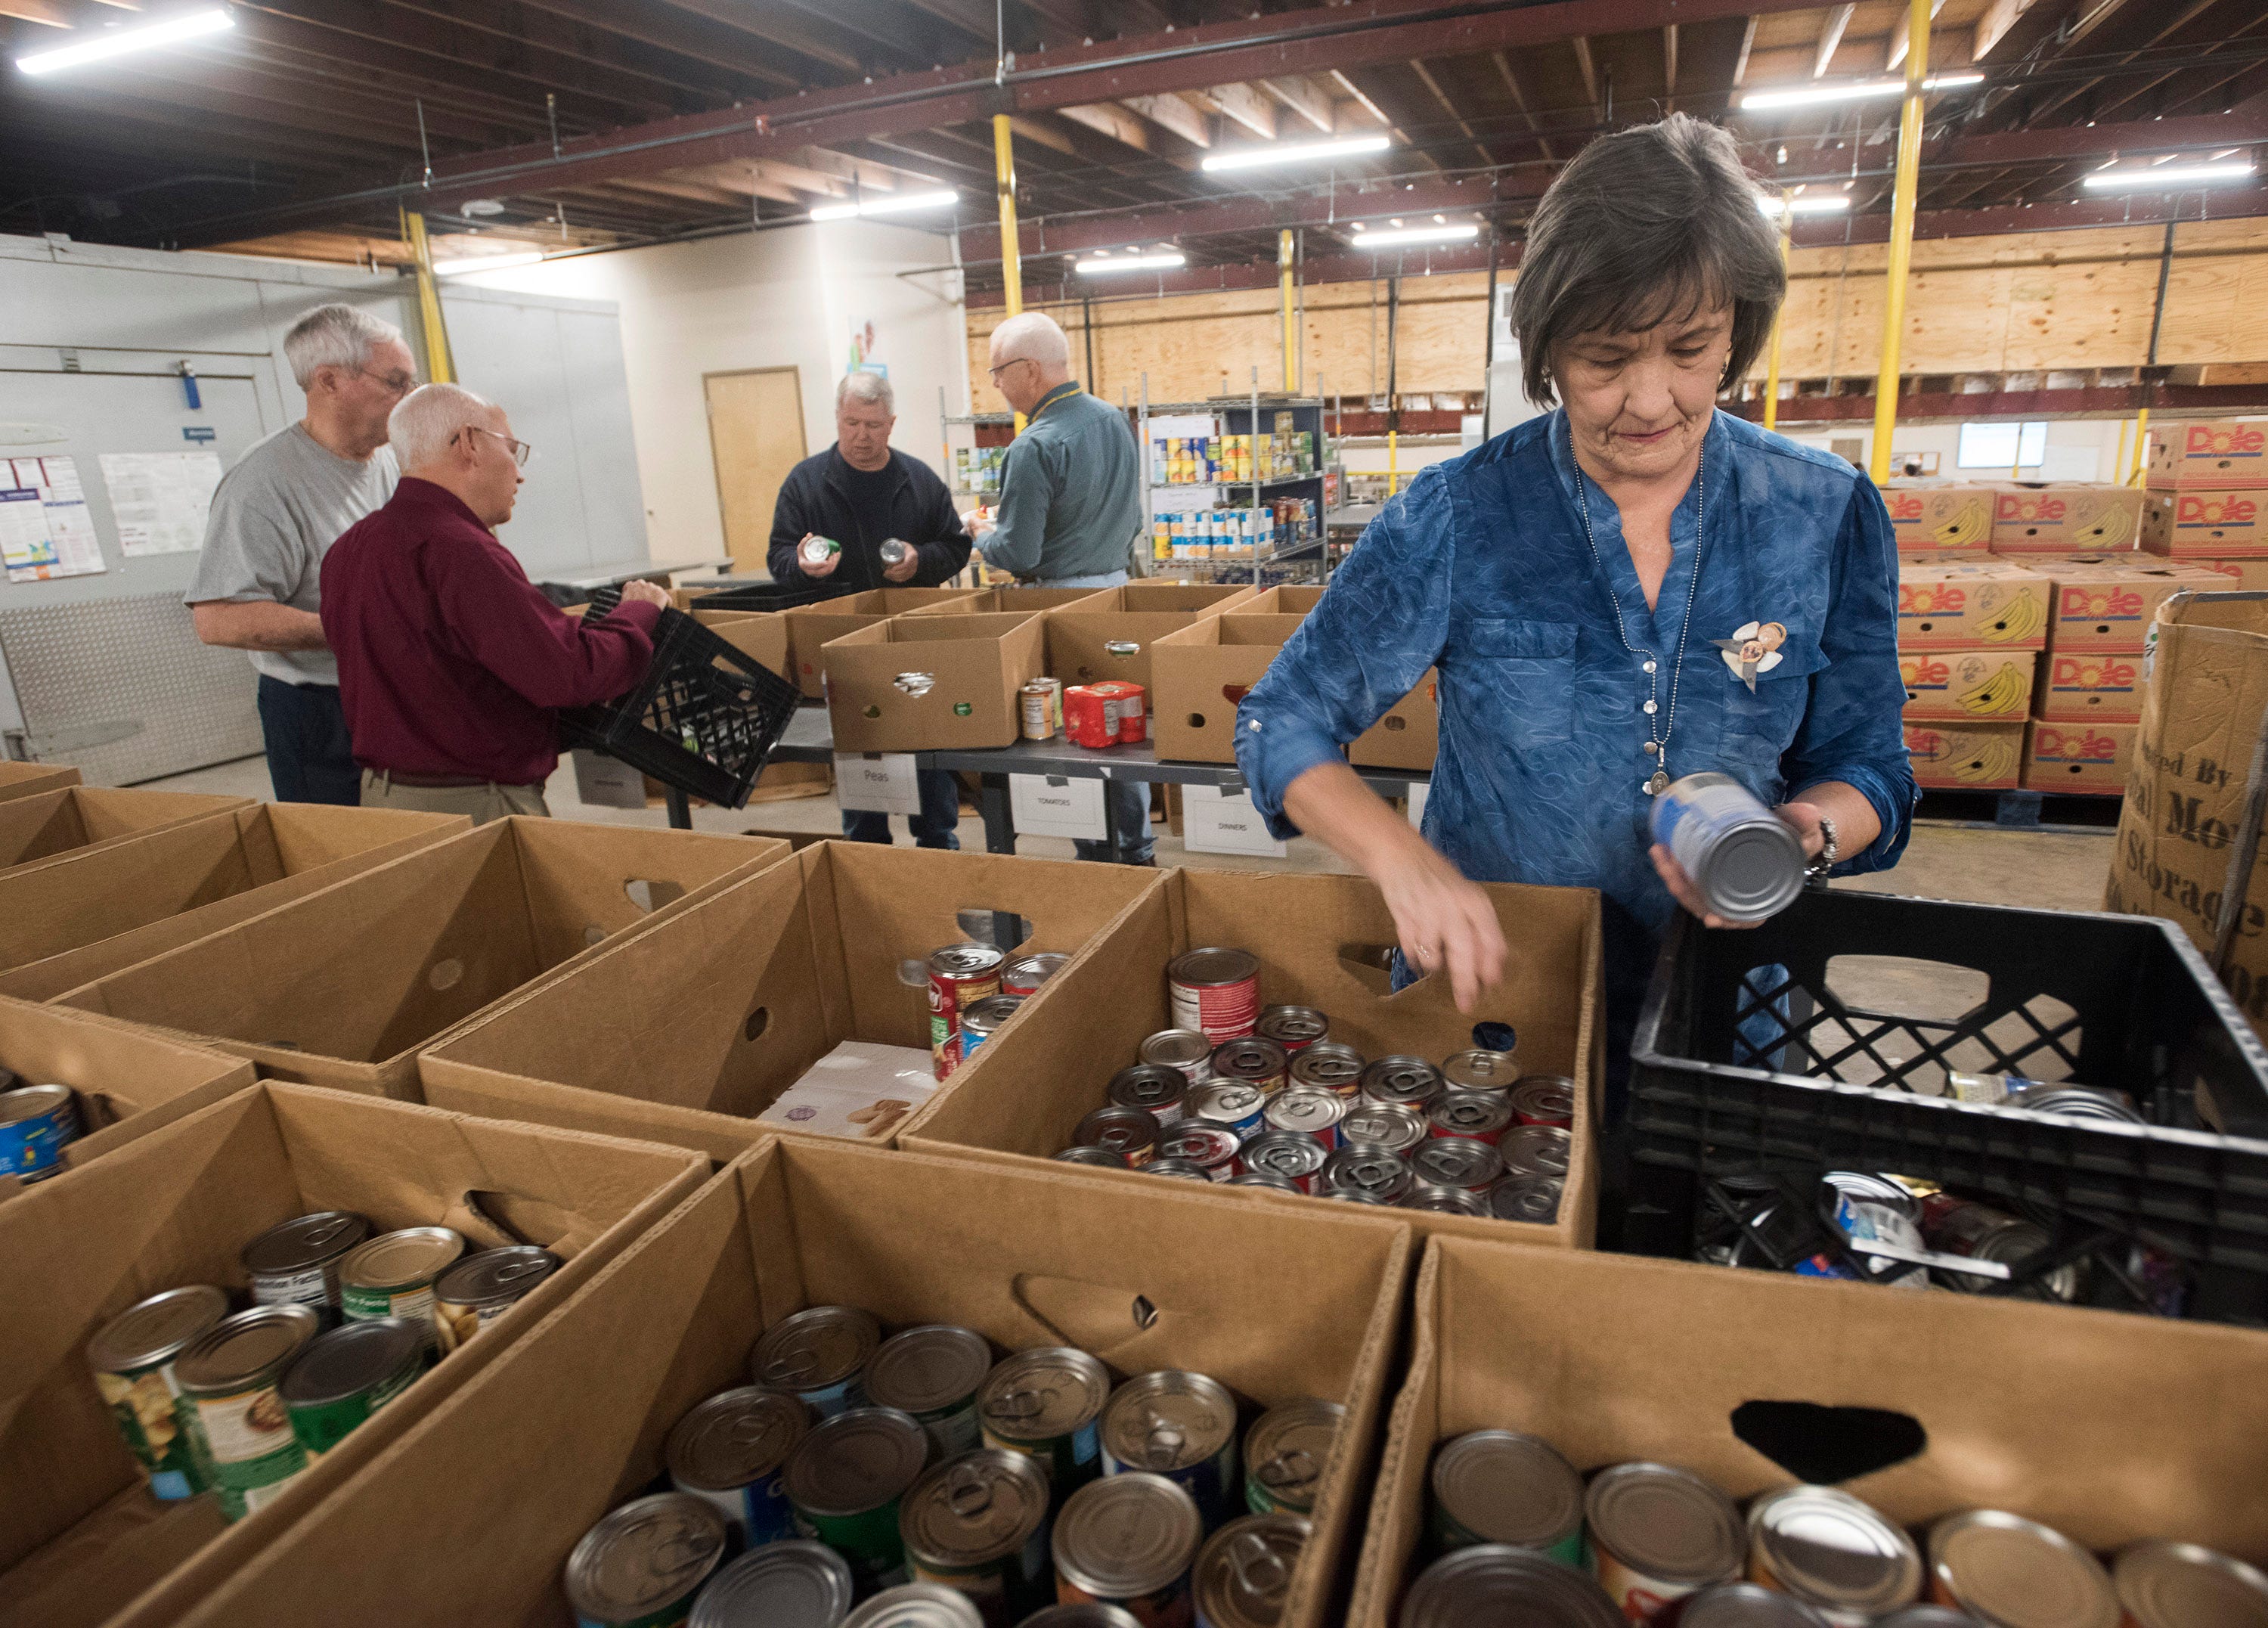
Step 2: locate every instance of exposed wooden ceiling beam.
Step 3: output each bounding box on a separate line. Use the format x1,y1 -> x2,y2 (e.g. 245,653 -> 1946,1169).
1261,73 -> 1334,134
1123,92 -> 1212,149
1733,14 -> 1758,84
0,0 -> 67,26
507,0 -> 803,91
1570,36 -> 1600,113
1489,49 -> 1553,160
1059,101 -> 1153,152
1814,3 -> 1856,76
378,0 -> 751,107
1408,57 -> 1492,167
1196,81 -> 1277,141
1888,0 -> 1948,70
643,0 -> 864,76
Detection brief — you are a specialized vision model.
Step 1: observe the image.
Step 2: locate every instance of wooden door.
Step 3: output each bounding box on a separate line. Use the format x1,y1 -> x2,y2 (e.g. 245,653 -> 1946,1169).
704,367 -> 807,573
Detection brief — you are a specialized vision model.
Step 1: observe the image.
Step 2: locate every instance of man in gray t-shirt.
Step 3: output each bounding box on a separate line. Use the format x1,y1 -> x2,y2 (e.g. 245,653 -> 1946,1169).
187,302 -> 415,804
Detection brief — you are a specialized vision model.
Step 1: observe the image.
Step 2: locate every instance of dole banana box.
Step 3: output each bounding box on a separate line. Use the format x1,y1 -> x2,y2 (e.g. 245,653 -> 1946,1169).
1895,559 -> 2047,650
1898,648 -> 2037,721
2193,558 -> 2268,591
1882,480 -> 1995,554
2142,489 -> 2268,557
2024,555 -> 2229,651
1988,482 -> 2144,554
2034,647 -> 2146,723
1904,720 -> 2025,789
2146,419 -> 2268,491
2022,719 -> 2136,794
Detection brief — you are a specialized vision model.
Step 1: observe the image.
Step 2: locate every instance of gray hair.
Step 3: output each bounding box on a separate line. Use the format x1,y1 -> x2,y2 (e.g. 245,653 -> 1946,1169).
388,383 -> 500,472
1509,113 -> 1786,406
990,310 -> 1070,369
281,302 -> 404,390
837,370 -> 895,413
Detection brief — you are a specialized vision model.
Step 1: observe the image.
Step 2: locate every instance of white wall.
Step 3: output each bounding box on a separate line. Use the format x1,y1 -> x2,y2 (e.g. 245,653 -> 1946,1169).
454,220 -> 965,566
1780,417 -> 2146,482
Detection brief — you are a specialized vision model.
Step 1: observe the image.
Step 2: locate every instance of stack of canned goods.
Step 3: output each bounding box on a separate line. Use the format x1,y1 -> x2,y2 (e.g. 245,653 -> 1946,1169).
568,1302 -> 1343,1628
82,1208 -> 559,1522
925,944 -> 1068,1081
0,1066 -> 84,1183
1412,1425 -> 2268,1626
1062,682 -> 1145,750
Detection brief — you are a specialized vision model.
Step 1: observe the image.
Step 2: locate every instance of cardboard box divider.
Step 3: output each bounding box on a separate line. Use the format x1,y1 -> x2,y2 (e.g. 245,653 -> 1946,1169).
0,1080 -> 708,1628
903,585 -> 1117,619
121,1136 -> 1414,1628
686,607 -> 791,681
0,805 -> 469,1003
53,818 -> 789,1100
1893,558 -> 2048,650
1346,1235 -> 2268,1628
901,866 -> 1605,1251
0,788 -> 252,876
2147,419 -> 2268,491
417,841 -> 1163,1161
0,760 -> 81,805
822,610 -> 1049,753
1897,649 -> 2037,721
779,588 -> 983,698
1903,720 -> 2026,789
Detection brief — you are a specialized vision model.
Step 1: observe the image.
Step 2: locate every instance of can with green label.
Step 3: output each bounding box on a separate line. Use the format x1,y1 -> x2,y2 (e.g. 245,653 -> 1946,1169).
1243,1398 -> 1346,1517
280,1317 -> 424,1459
785,1406 -> 931,1595
339,1226 -> 463,1354
866,1323 -> 993,1462
85,1285 -> 230,1500
176,1303 -> 321,1522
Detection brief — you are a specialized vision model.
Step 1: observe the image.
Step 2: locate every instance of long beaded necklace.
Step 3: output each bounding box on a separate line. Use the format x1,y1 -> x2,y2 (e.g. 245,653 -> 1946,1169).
1568,425 -> 1708,798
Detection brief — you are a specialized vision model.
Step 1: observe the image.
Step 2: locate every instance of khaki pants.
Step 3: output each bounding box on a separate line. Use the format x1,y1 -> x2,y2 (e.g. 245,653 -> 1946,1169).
361,769 -> 549,825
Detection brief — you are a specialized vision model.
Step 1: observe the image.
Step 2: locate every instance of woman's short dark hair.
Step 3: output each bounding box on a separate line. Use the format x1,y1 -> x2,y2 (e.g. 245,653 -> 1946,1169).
1509,113 -> 1786,405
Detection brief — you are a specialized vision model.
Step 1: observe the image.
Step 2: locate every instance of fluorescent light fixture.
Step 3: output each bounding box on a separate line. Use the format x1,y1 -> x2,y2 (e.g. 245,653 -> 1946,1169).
807,188 -> 959,222
434,252 -> 546,276
1201,135 -> 1390,173
1740,73 -> 1982,110
1352,223 -> 1480,248
1758,194 -> 1853,216
459,199 -> 506,219
2081,161 -> 2256,191
1075,252 -> 1186,274
16,7 -> 234,76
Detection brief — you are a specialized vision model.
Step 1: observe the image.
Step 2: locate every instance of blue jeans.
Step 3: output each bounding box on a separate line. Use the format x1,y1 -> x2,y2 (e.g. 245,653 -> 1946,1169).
841,767 -> 962,849
256,674 -> 361,805
1074,779 -> 1154,865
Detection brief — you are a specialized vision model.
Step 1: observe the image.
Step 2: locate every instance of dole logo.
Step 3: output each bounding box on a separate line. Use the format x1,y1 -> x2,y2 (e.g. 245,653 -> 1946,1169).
1906,728 -> 1947,758
2059,585 -> 2143,617
1886,492 -> 1926,521
1900,583 -> 1965,613
2177,494 -> 2260,526
1997,493 -> 2067,523
1904,655 -> 1950,685
2186,423 -> 2266,457
2053,655 -> 2137,688
2037,725 -> 2116,761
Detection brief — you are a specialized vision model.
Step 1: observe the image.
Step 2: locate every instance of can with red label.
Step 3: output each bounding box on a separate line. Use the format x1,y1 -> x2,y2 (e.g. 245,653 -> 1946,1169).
1184,1082 -> 1266,1141
1585,1462 -> 1745,1623
1510,1077 -> 1577,1128
1140,1030 -> 1216,1087
1256,1006 -> 1328,1053
1156,1123 -> 1240,1180
1429,1090 -> 1514,1145
1338,1101 -> 1427,1157
1002,952 -> 1070,997
1238,1130 -> 1328,1192
1075,1106 -> 1161,1168
1262,1086 -> 1345,1149
1359,1056 -> 1443,1115
1319,1147 -> 1414,1205
1086,681 -> 1147,744
1441,1049 -> 1518,1093
1210,1037 -> 1289,1096
1168,949 -> 1259,1043
1064,685 -> 1124,749
1289,1042 -> 1365,1097
928,943 -> 1005,1081
1108,1065 -> 1189,1125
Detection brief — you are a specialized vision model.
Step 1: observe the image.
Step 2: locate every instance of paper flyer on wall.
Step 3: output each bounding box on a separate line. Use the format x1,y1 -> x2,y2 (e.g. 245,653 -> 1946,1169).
99,450 -> 222,557
1,454 -> 107,582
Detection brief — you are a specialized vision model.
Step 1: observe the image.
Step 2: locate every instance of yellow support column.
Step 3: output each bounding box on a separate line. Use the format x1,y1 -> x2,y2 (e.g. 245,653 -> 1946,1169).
400,210 -> 455,385
993,114 -> 1027,433
1867,0 -> 1929,485
1762,191 -> 1793,433
1278,229 -> 1297,393
2128,409 -> 2151,486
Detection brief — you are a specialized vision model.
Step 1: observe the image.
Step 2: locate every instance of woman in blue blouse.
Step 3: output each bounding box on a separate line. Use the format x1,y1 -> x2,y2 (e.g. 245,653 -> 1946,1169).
1235,113 -> 1915,1046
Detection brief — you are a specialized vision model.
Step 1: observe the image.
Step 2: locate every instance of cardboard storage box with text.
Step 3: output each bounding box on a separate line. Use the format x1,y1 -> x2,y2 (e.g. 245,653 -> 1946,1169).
1894,558 -> 2046,650
1904,720 -> 2026,789
2023,718 -> 2136,793
2143,488 -> 2268,557
1898,649 -> 2037,721
1988,482 -> 2145,554
1881,479 -> 1997,554
2147,419 -> 2268,490
2025,554 -> 2229,651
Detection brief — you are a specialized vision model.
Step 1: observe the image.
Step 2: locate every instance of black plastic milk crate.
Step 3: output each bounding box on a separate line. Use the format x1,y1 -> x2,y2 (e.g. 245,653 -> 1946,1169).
560,588 -> 801,810
1625,888 -> 2268,1323
692,579 -> 834,612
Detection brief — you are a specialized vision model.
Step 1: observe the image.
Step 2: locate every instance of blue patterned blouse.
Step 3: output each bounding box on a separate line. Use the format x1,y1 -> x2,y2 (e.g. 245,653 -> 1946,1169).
1235,408 -> 1916,951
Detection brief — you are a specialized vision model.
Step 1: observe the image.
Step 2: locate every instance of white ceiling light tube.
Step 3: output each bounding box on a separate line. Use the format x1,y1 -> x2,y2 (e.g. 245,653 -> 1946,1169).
1201,135 -> 1390,173
434,251 -> 546,276
807,188 -> 959,222
16,8 -> 234,76
1351,223 -> 1480,248
2081,161 -> 2256,191
1075,252 -> 1187,274
1758,194 -> 1854,216
1739,73 -> 1981,110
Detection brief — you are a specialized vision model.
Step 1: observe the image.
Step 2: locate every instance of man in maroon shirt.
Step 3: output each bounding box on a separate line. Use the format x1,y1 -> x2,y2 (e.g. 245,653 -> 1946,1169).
321,383 -> 670,823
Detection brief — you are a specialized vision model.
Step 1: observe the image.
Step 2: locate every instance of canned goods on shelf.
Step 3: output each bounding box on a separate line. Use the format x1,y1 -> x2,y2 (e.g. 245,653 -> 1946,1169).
1498,1124 -> 1572,1179
1003,951 -> 1070,997
1057,1146 -> 1132,1170
1676,1583 -> 1836,1626
1225,1169 -> 1303,1194
566,1492 -> 730,1628
1255,1006 -> 1328,1053
667,1386 -> 811,1547
1927,1510 -> 2118,1628
785,1407 -> 930,1593
1359,1056 -> 1443,1113
1101,1370 -> 1240,1526
1193,1512 -> 1311,1628
1240,1130 -> 1328,1191
1090,680 -> 1146,745
751,1304 -> 883,1417
85,1284 -> 230,1501
1429,1090 -> 1514,1144
1262,1086 -> 1344,1147
1185,1082 -> 1267,1140
278,1316 -> 423,1461
1288,1041 -> 1365,1096
175,1303 -> 323,1524
867,1326 -> 993,1464
0,1082 -> 81,1182
1509,1077 -> 1576,1127
691,1540 -> 856,1628
1320,1146 -> 1413,1205
959,994 -> 1024,1059
433,1245 -> 562,1354
1408,1136 -> 1504,1194
1075,1105 -> 1162,1167
899,1448 -> 1053,1611
240,1210 -> 373,1314
1108,1065 -> 1189,1123
1337,1101 -> 1427,1156
1167,948 -> 1260,1043
1441,1050 -> 1518,1093
1748,1484 -> 1922,1621
1585,1462 -> 1745,1619
841,1582 -> 987,1628
1243,1400 -> 1343,1518
1211,1037 -> 1290,1094
1052,1471 -> 1203,1619
339,1226 -> 465,1348
1146,1158 -> 1217,1182
1139,1029 -> 1217,1085
1649,771 -> 1808,923
1402,1544 -> 1623,1628
1486,1173 -> 1563,1225
2112,1540 -> 2268,1628
1430,1429 -> 1584,1562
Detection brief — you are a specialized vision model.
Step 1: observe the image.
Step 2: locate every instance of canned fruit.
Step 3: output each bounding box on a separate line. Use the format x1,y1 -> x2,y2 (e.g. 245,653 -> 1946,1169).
666,1385 -> 810,1546
86,1285 -> 229,1500
566,1493 -> 730,1628
433,1245 -> 562,1353
0,1083 -> 80,1182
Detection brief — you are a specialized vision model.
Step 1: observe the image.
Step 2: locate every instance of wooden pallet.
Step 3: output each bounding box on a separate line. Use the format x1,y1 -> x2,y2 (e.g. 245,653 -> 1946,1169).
1913,786 -> 2123,833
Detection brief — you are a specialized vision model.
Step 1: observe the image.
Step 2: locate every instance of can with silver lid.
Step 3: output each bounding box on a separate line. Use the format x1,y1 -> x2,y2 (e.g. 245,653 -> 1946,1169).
1288,1042 -> 1365,1097
1648,773 -> 1807,924
844,1583 -> 987,1628
1148,1158 -> 1218,1183
1430,1428 -> 1584,1563
1254,1006 -> 1327,1054
340,1225 -> 465,1350
1193,1512 -> 1309,1628
240,1210 -> 372,1317
1358,1056 -> 1442,1113
1101,1370 -> 1241,1527
1210,1037 -> 1289,1096
1402,1183 -> 1490,1217
565,1492 -> 729,1628
1675,1583 -> 1835,1626
692,1540 -> 856,1628
1053,1471 -> 1203,1623
1499,1124 -> 1573,1179
1403,1544 -> 1624,1628
1584,1461 -> 1744,1619
959,995 -> 1025,1060
1140,1029 -> 1216,1087
2018,1087 -> 2146,1125
1408,1136 -> 1503,1194
1157,1123 -> 1240,1180
1077,1106 -> 1163,1167
1021,1608 -> 1144,1628
279,1316 -> 424,1459
0,1082 -> 80,1182
1747,1484 -> 1922,1624
979,1346 -> 1111,1494
176,1302 -> 322,1521
869,1325 -> 993,1463
1318,1146 -> 1413,1205
1510,1077 -> 1577,1128
2112,1540 -> 2268,1628
751,1304 -> 882,1417
1185,1082 -> 1266,1141
1242,1400 -> 1342,1518
1337,1101 -> 1427,1157
1058,1146 -> 1132,1170
1238,1130 -> 1328,1192
799,535 -> 843,569
667,1385 -> 810,1546
1225,1170 -> 1302,1195
1167,948 -> 1260,1043
785,1406 -> 930,1594
1108,1065 -> 1189,1125
86,1284 -> 228,1499
1488,1173 -> 1564,1225
1002,953 -> 1070,998
434,1245 -> 562,1352
1261,1086 -> 1343,1149
1926,1510 -> 2116,1628
930,943 -> 1006,1080
900,1449 -> 1054,1625
1918,1195 -> 2083,1302
1429,1090 -> 1514,1145
1871,1611 -> 1983,1628
1441,1050 -> 1519,1093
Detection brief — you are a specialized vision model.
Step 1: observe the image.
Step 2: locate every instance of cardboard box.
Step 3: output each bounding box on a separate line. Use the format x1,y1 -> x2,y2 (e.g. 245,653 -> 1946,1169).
54,819 -> 789,1100
1988,482 -> 2145,553
1895,559 -> 2048,650
1904,720 -> 2025,789
124,1136 -> 1412,1628
1346,1235 -> 2268,1628
2025,554 -> 2232,652
779,588 -> 981,698
1898,648 -> 2037,720
1149,611 -> 1306,763
902,866 -> 1605,1251
822,611 -> 1048,752
906,585 -> 1114,618
2036,647 -> 2147,722
0,787 -> 250,876
0,998 -> 256,1189
2147,418 -> 2268,490
2191,559 -> 2268,591
417,842 -> 1163,1161
0,1081 -> 707,1628
1045,584 -> 1253,691
0,805 -> 467,1003
2143,488 -> 2268,557
2024,718 -> 2136,793
0,760 -> 80,804
1881,479 -> 1997,553
688,606 -> 792,679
